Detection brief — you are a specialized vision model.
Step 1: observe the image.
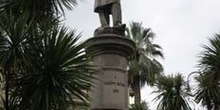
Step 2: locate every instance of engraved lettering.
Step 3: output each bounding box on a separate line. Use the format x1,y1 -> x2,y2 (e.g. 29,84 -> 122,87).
117,82 -> 125,87
113,89 -> 119,93
105,81 -> 116,85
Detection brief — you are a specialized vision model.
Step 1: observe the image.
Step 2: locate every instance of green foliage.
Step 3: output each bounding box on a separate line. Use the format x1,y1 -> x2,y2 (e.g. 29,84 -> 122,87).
153,74 -> 192,110
0,10 -> 37,110
0,8 -> 94,110
195,34 -> 220,110
0,0 -> 78,17
129,101 -> 149,110
198,34 -> 220,80
127,22 -> 163,87
126,22 -> 163,104
194,73 -> 220,110
0,0 -> 96,109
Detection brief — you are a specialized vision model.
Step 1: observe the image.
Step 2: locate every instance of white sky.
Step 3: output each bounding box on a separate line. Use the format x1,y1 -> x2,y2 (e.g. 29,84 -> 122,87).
64,0 -> 220,109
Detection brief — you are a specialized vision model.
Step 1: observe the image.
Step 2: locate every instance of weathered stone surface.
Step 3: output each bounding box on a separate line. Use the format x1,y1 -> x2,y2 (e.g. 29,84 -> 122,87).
90,54 -> 128,110
94,26 -> 126,36
86,31 -> 135,110
86,34 -> 134,58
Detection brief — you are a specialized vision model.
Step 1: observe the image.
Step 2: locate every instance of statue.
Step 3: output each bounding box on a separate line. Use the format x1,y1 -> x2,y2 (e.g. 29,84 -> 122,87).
94,0 -> 125,28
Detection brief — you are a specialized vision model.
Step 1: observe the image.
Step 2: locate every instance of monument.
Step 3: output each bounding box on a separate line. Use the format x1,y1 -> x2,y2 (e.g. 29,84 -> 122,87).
86,1 -> 135,110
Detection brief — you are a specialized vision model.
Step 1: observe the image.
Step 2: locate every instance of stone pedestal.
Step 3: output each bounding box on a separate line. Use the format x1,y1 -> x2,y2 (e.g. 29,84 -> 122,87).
86,27 -> 135,110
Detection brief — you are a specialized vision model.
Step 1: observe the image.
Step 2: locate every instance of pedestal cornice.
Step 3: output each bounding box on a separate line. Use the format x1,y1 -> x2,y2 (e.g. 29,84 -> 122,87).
86,34 -> 135,59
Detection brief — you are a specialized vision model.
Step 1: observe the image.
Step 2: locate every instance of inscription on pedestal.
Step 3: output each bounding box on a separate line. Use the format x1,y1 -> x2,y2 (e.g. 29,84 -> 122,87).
91,54 -> 129,110
102,68 -> 127,109
104,81 -> 125,93
87,32 -> 135,110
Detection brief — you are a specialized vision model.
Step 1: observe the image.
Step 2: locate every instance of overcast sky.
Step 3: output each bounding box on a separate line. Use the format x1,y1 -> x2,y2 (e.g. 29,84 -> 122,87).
65,0 -> 220,109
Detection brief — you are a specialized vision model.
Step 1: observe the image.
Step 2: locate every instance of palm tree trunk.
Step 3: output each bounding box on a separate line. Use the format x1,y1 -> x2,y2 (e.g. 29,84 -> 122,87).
133,80 -> 141,104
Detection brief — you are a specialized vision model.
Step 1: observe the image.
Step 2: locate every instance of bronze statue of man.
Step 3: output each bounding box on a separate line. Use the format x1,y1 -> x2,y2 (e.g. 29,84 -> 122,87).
94,0 -> 124,27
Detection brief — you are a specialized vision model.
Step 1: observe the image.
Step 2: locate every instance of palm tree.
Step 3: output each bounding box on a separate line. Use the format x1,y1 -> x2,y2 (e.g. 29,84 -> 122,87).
198,34 -> 220,81
0,0 -> 78,38
1,0 -> 78,18
0,5 -> 94,110
126,22 -> 164,104
0,0 -> 96,109
195,34 -> 220,110
0,11 -> 37,110
194,73 -> 220,110
13,26 -> 94,110
153,74 -> 193,110
129,101 -> 149,110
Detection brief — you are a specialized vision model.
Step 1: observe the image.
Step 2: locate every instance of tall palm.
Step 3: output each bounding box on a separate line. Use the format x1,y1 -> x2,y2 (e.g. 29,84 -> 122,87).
153,74 -> 193,110
126,22 -> 164,104
195,34 -> 220,110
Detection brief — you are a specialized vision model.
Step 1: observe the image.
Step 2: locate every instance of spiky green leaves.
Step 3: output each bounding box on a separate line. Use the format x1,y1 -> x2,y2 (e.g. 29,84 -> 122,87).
127,22 -> 164,87
195,34 -> 220,110
129,101 -> 149,110
0,0 -> 78,16
13,27 -> 93,110
0,12 -> 94,109
153,74 -> 193,110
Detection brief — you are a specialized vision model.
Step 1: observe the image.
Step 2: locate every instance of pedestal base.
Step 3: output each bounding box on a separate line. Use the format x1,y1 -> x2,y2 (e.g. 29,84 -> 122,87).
86,27 -> 135,110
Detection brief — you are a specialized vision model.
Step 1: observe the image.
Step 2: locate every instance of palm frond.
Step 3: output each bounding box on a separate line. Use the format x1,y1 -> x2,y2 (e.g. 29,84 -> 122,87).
129,101 -> 149,110
9,26 -> 94,110
153,74 -> 193,110
1,0 -> 78,16
196,34 -> 220,109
